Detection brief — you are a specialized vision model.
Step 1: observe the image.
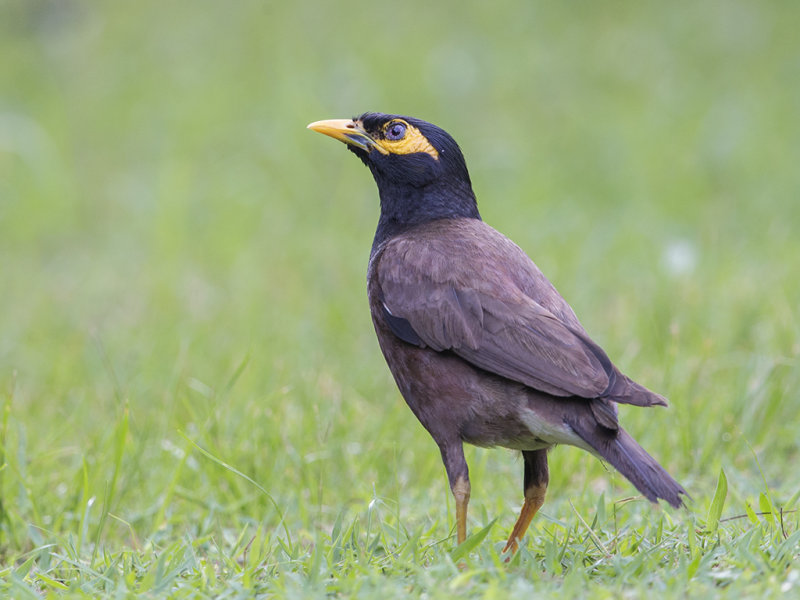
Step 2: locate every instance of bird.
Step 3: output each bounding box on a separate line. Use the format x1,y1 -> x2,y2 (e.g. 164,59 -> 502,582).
307,113 -> 686,557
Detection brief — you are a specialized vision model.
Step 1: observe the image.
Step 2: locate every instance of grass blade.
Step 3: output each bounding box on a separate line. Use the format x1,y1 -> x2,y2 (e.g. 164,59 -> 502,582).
179,431 -> 293,552
449,519 -> 496,561
707,468 -> 727,533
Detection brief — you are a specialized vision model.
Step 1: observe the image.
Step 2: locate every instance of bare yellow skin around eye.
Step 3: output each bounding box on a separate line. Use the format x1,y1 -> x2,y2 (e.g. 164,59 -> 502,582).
374,121 -> 440,160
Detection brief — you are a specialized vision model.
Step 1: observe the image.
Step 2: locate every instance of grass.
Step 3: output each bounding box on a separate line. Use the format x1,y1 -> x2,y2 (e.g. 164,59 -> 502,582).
1,0 -> 799,597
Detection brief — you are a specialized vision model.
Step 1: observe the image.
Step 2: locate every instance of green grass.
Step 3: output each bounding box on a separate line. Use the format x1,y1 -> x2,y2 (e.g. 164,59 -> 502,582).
1,1 -> 799,597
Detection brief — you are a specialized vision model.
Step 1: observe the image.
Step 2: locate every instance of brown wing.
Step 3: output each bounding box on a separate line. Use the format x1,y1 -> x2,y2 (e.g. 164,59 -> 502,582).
375,220 -> 614,398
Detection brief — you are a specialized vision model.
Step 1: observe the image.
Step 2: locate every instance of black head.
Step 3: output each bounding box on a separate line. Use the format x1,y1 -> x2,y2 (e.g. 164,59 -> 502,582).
308,113 -> 480,242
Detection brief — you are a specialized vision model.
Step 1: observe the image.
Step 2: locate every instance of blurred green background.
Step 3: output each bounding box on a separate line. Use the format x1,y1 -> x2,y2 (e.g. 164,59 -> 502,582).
1,0 -> 798,594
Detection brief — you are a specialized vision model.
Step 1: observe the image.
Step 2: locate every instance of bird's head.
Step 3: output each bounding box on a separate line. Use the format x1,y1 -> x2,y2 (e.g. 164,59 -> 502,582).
308,113 -> 479,231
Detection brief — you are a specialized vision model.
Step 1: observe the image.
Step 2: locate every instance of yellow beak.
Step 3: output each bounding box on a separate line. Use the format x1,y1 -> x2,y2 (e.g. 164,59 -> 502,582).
307,118 -> 388,154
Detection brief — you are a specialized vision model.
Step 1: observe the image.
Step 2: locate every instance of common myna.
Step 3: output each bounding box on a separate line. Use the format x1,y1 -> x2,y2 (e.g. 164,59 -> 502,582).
308,113 -> 686,556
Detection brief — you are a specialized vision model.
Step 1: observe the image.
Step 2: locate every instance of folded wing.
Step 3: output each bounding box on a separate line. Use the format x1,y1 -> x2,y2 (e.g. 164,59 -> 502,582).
378,254 -> 613,399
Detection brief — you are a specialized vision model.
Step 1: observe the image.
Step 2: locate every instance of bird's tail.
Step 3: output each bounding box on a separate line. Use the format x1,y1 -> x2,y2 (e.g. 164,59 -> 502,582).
568,419 -> 686,508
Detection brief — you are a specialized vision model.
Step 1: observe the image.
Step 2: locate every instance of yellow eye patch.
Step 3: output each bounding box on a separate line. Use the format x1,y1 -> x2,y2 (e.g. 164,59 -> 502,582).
374,120 -> 440,160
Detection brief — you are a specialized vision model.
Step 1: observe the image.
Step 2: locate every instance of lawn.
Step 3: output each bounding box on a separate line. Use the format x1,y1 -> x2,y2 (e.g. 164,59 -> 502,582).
1,1 -> 798,597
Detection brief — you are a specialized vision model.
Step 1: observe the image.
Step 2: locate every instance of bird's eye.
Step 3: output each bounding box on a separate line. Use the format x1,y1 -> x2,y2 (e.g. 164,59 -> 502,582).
385,121 -> 407,141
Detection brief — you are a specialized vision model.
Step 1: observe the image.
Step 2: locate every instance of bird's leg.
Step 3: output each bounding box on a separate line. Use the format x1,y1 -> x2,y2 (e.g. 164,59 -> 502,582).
503,449 -> 549,558
454,475 -> 470,544
439,441 -> 470,544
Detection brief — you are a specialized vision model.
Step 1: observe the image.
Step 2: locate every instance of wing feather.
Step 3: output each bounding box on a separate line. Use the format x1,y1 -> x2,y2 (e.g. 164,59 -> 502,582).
378,242 -> 612,398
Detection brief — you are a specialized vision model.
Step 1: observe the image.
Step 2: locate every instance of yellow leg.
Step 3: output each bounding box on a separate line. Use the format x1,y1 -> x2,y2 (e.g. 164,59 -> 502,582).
502,482 -> 547,558
453,475 -> 471,544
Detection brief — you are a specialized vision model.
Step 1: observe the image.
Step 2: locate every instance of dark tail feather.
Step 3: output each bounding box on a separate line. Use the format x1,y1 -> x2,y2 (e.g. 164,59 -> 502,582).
570,420 -> 687,508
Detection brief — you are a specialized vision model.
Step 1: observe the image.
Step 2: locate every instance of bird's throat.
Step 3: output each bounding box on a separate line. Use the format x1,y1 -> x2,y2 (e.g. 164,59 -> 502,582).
372,183 -> 481,250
